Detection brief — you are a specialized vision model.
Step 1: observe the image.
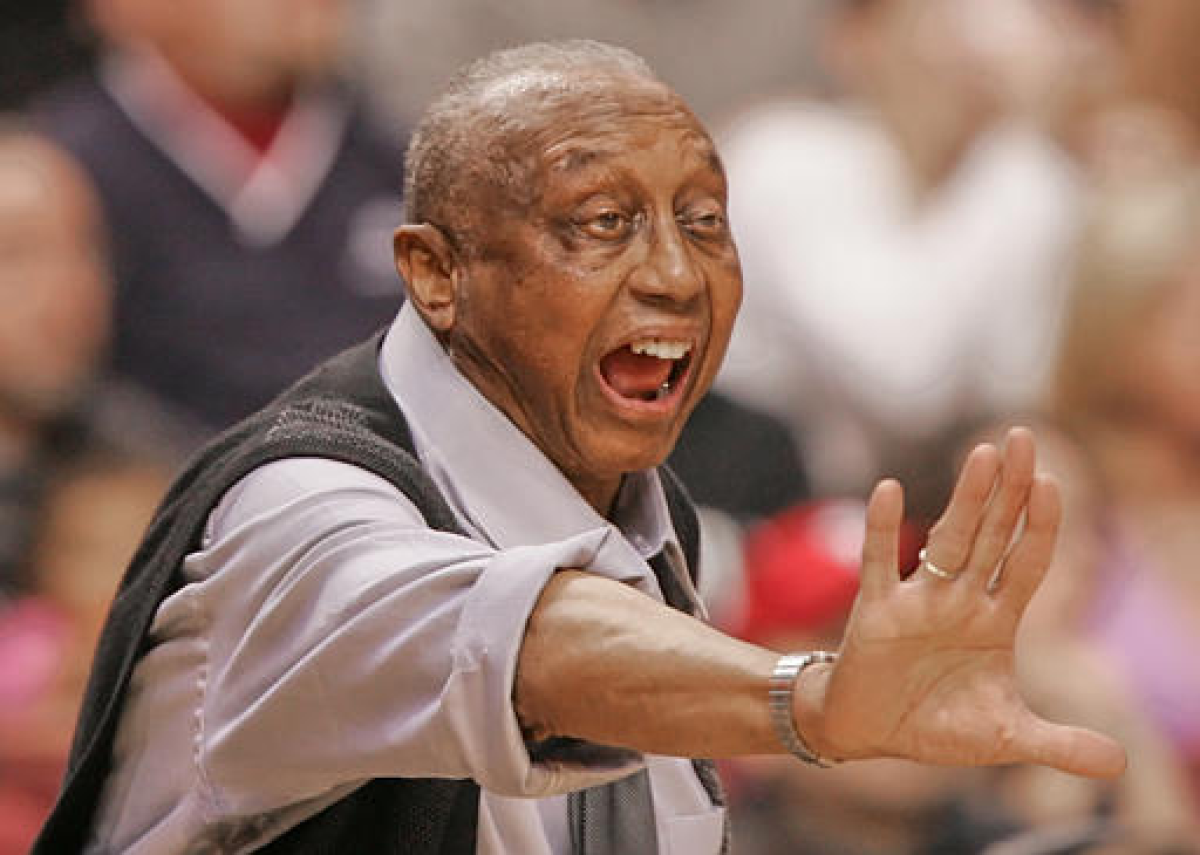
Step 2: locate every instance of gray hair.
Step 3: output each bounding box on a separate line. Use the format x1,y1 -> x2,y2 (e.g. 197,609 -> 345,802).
401,40 -> 660,250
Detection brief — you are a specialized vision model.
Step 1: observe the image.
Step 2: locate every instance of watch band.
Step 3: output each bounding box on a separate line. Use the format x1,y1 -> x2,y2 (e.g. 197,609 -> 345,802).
768,651 -> 840,767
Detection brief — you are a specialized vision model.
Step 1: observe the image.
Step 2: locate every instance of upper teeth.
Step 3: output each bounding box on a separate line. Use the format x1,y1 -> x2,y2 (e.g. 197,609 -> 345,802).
630,338 -> 691,360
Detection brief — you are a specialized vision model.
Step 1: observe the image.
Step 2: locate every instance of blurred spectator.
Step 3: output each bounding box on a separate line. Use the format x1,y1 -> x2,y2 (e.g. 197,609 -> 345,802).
967,418 -> 1199,852
0,122 -> 192,597
1047,167 -> 1200,807
1123,0 -> 1200,144
0,451 -> 170,855
34,0 -> 407,432
715,0 -> 1124,496
0,122 -> 106,594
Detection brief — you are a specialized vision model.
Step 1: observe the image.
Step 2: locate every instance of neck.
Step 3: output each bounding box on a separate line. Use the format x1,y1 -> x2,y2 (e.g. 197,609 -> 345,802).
868,92 -> 988,197
200,90 -> 294,153
571,472 -> 623,519
162,57 -> 297,152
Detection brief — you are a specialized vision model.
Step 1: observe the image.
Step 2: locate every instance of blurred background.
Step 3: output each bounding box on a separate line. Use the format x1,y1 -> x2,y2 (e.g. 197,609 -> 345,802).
2,0 -> 1199,852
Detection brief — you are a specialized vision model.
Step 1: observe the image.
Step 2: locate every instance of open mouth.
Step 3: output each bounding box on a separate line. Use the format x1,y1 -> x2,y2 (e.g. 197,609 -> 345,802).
597,337 -> 694,405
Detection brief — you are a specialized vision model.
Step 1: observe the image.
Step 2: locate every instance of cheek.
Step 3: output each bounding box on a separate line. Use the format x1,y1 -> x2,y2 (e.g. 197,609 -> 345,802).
506,266 -> 612,357
475,291 -> 590,402
707,266 -> 744,349
518,342 -> 578,401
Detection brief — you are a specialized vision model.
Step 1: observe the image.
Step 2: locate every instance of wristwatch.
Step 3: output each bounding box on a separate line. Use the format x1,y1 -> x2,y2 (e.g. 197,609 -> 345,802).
768,651 -> 840,767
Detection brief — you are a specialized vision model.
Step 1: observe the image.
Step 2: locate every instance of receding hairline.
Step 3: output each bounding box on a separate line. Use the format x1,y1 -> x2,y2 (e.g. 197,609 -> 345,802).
401,40 -> 695,239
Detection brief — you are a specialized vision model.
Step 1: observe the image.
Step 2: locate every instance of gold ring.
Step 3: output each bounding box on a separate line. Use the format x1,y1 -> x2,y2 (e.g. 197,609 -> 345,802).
918,547 -> 960,582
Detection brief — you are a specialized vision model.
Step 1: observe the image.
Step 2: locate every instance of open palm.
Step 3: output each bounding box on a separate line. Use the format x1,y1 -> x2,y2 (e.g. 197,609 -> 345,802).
803,428 -> 1126,778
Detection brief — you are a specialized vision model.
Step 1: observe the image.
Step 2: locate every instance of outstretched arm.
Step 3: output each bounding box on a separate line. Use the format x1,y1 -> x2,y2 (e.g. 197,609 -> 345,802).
515,427 -> 1127,778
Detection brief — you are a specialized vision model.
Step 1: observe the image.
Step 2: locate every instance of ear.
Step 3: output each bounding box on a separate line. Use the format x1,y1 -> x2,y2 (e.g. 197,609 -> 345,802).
394,224 -> 460,333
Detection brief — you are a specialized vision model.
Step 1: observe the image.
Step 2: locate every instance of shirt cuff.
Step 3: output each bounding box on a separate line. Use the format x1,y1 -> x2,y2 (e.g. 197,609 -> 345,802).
443,526 -> 652,798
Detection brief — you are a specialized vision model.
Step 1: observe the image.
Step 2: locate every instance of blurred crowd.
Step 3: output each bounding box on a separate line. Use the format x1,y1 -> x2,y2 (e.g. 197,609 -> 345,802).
2,1 -> 1199,852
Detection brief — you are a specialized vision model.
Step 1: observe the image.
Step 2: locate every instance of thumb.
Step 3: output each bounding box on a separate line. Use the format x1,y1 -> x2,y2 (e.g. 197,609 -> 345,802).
1014,716 -> 1128,780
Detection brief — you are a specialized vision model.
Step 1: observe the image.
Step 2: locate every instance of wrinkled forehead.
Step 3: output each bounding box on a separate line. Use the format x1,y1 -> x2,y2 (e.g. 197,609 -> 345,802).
485,71 -> 719,186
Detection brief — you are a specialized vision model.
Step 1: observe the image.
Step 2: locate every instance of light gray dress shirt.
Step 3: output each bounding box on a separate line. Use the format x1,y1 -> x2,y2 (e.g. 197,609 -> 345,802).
86,304 -> 725,854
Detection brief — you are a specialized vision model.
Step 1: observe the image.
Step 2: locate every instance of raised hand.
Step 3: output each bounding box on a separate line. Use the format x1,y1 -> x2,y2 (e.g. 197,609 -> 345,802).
797,427 -> 1127,778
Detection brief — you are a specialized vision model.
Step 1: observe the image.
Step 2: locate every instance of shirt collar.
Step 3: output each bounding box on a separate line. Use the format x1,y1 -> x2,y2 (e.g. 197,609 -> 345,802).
378,304 -> 673,560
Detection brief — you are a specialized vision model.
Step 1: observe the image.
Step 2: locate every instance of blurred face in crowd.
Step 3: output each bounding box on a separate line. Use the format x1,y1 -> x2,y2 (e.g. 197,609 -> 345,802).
1124,257 -> 1200,438
398,73 -> 742,513
0,136 -> 110,430
828,0 -> 1115,184
835,0 -> 1079,103
92,0 -> 350,105
34,460 -> 169,642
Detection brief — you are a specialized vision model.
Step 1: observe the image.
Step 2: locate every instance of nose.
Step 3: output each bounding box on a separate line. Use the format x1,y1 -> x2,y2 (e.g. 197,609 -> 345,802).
627,215 -> 703,307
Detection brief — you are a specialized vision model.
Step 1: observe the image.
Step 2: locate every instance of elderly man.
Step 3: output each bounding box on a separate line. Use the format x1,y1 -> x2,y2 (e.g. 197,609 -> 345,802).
34,41 -> 1123,855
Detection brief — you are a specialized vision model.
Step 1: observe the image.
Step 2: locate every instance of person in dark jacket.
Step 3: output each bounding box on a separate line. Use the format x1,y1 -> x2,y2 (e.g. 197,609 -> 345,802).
34,0 -> 407,432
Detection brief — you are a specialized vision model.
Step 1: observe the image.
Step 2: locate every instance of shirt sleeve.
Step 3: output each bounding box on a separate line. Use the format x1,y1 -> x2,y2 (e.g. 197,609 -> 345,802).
174,456 -> 643,813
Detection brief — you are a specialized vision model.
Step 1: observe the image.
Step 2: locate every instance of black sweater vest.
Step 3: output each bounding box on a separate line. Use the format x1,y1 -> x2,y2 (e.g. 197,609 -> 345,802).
32,333 -> 702,854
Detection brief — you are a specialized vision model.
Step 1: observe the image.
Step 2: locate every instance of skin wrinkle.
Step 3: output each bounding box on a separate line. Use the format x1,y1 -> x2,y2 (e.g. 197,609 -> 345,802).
404,48 -> 675,255
397,65 -> 740,513
525,129 -> 727,506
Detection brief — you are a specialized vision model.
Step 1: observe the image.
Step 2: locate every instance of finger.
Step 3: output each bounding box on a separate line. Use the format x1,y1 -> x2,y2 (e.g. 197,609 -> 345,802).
859,479 -> 904,600
921,442 -> 1000,576
961,427 -> 1036,585
1012,716 -> 1128,779
994,474 -> 1061,620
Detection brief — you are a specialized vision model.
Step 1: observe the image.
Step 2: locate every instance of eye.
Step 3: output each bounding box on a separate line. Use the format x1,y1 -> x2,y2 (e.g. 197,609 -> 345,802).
578,210 -> 633,240
679,204 -> 728,238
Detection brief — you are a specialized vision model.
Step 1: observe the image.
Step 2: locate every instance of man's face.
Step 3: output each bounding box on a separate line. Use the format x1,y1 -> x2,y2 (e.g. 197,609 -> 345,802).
110,0 -> 349,103
0,140 -> 110,425
447,78 -> 742,511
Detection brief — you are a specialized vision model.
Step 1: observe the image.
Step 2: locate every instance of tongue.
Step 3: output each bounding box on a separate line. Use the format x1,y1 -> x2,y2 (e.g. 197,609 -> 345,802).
600,347 -> 673,399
